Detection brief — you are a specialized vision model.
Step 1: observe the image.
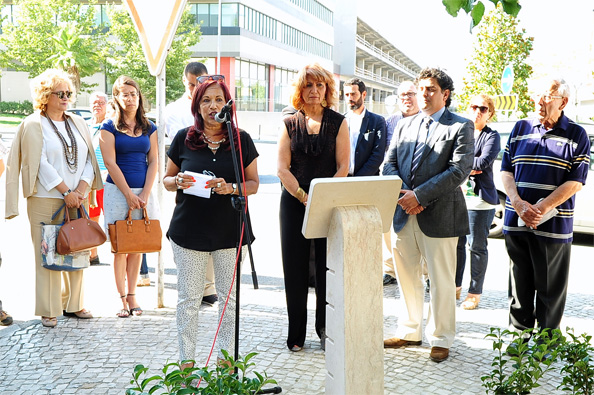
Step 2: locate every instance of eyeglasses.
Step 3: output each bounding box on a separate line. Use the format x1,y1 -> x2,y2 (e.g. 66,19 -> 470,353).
470,104 -> 489,114
119,92 -> 139,100
197,75 -> 225,84
399,92 -> 416,99
537,93 -> 564,103
52,91 -> 72,99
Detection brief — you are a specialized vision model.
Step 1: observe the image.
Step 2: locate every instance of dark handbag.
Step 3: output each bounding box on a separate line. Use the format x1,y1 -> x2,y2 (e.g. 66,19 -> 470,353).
108,208 -> 162,254
56,205 -> 107,255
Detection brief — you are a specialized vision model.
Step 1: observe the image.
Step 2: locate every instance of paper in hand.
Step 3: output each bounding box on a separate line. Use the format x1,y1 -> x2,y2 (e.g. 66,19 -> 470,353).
182,171 -> 213,199
517,198 -> 558,227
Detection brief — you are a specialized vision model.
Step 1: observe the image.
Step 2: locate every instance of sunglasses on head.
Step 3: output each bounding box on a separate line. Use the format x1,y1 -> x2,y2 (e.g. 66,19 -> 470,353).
52,91 -> 73,100
469,104 -> 489,114
197,74 -> 225,84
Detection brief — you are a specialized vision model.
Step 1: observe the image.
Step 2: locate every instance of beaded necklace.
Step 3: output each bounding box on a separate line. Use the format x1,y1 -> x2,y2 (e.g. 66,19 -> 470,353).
204,134 -> 226,153
43,112 -> 78,173
203,134 -> 226,145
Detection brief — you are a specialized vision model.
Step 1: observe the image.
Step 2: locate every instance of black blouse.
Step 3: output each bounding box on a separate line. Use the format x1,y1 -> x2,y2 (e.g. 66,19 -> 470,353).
283,107 -> 344,191
166,128 -> 259,251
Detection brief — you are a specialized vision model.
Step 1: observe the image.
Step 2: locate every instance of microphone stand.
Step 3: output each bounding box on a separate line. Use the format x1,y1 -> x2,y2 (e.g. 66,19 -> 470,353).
217,103 -> 282,394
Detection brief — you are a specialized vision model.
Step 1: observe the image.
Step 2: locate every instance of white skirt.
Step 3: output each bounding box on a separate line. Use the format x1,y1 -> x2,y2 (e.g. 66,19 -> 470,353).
103,182 -> 160,240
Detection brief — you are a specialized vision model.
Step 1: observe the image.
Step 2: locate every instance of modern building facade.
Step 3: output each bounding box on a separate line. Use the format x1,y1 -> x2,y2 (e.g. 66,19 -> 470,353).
0,0 -> 422,129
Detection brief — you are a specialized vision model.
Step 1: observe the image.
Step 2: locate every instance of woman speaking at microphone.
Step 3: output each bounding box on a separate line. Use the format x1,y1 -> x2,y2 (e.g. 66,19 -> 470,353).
163,76 -> 259,367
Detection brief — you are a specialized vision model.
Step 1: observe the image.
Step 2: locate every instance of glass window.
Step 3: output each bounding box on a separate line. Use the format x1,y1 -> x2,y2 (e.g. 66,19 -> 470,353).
221,4 -> 238,27
238,4 -> 245,28
197,4 -> 209,26
250,63 -> 258,79
209,3 -> 219,27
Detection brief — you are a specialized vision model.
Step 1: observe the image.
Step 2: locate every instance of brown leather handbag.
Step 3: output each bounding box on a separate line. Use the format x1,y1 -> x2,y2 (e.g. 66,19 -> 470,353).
56,206 -> 107,255
108,208 -> 162,254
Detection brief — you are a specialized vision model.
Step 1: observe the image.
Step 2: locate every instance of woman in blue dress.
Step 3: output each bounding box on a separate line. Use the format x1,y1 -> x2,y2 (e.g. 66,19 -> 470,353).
100,76 -> 159,318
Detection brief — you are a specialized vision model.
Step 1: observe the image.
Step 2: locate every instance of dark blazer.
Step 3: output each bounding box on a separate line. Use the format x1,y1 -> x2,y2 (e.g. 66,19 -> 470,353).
350,110 -> 387,176
382,109 -> 474,237
469,125 -> 500,205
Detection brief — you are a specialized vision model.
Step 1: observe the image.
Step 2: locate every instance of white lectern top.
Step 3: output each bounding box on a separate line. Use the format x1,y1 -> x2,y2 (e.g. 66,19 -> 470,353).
302,176 -> 402,239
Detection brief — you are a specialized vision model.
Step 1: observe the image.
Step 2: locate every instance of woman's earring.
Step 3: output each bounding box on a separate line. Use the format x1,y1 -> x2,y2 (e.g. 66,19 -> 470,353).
321,98 -> 327,107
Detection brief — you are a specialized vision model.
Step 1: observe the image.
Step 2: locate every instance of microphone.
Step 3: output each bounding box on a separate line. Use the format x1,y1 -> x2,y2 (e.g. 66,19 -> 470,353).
215,99 -> 234,123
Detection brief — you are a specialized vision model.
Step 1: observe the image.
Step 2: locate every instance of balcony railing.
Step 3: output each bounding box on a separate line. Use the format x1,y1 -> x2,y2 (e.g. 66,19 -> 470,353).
355,67 -> 399,88
356,34 -> 417,78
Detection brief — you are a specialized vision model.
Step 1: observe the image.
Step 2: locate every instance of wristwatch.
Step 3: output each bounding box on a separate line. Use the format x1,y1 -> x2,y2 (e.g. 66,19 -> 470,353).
62,189 -> 72,197
232,183 -> 238,195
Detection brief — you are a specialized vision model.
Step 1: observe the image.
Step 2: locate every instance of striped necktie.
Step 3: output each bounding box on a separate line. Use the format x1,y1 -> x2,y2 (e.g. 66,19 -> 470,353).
410,117 -> 433,187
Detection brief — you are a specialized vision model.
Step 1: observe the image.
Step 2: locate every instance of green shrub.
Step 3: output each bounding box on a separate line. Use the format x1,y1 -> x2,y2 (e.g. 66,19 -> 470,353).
126,350 -> 277,395
0,100 -> 34,115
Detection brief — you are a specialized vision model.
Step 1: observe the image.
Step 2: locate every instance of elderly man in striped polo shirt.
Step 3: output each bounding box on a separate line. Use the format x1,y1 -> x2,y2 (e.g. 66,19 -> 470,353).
501,77 -> 590,334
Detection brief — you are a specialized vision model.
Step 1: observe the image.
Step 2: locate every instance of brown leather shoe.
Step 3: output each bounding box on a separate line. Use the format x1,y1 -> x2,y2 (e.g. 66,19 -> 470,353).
430,346 -> 449,362
383,337 -> 422,348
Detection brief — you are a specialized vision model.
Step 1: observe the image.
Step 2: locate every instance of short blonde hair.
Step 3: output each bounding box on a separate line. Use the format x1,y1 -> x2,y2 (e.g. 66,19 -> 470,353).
290,63 -> 337,110
30,69 -> 75,113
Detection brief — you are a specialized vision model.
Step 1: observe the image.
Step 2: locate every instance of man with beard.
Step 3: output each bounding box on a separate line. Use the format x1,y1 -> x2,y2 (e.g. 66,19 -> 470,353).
344,78 -> 386,176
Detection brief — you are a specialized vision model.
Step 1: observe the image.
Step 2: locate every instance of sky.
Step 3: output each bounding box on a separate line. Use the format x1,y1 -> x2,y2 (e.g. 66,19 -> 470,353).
358,0 -> 594,99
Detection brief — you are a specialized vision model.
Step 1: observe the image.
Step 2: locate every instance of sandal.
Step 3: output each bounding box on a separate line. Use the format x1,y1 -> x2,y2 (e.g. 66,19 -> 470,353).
117,295 -> 129,318
127,294 -> 143,316
461,295 -> 480,310
41,316 -> 57,327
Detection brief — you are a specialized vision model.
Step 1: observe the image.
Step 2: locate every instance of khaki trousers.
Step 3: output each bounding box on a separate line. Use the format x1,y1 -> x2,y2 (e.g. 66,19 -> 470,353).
382,231 -> 396,278
392,215 -> 457,348
27,197 -> 85,318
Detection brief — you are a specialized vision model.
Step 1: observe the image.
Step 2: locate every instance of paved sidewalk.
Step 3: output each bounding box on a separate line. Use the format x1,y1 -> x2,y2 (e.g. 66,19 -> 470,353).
1,141 -> 593,394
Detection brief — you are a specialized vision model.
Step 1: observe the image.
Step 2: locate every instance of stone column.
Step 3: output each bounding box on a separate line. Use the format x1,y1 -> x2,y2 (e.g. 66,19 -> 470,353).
325,205 -> 384,394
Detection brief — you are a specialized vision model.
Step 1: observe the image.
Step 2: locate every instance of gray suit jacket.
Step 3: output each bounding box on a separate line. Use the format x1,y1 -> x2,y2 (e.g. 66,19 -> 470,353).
382,109 -> 474,237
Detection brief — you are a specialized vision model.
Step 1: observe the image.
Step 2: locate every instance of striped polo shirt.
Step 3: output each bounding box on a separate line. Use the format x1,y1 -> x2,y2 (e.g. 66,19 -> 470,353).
501,114 -> 590,243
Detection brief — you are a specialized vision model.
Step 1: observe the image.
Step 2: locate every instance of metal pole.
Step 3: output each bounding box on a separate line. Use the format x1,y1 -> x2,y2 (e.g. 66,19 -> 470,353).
217,0 -> 222,73
156,66 -> 166,308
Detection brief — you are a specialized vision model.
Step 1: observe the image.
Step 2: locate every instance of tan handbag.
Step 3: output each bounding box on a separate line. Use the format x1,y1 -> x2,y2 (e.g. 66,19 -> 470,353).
56,205 -> 107,255
108,208 -> 162,254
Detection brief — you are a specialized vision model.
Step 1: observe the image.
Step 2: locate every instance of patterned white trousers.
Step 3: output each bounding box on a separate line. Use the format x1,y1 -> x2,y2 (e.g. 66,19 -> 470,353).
170,239 -> 244,361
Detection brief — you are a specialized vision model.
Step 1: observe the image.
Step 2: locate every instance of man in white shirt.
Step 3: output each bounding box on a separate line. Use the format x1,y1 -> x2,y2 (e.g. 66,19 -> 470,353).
164,62 -> 208,144
164,62 -> 218,306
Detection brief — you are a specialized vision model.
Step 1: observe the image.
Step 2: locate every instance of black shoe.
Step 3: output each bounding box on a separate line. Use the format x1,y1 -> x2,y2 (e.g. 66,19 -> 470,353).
202,294 -> 218,306
383,274 -> 397,286
89,255 -> 101,265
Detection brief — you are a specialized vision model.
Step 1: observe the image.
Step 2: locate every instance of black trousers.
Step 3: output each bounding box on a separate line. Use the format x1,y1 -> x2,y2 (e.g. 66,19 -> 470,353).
279,189 -> 326,349
505,233 -> 571,331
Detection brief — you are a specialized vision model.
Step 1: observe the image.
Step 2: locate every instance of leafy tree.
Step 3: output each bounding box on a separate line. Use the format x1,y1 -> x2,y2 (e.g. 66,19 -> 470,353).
458,4 -> 534,118
104,5 -> 202,106
442,0 -> 521,28
0,0 -> 105,92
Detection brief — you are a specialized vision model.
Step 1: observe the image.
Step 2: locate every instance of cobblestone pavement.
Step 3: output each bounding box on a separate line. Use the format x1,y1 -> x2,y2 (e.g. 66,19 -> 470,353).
1,141 -> 593,394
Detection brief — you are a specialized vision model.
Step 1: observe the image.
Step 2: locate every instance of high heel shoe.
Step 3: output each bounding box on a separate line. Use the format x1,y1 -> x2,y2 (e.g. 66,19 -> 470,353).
127,294 -> 143,316
117,295 -> 129,318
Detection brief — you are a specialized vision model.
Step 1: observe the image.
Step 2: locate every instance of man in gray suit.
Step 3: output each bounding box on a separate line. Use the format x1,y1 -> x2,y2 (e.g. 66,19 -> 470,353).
382,67 -> 473,362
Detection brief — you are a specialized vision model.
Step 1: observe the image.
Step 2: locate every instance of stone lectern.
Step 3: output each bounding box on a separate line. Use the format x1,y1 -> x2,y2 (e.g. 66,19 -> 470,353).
302,176 -> 402,395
